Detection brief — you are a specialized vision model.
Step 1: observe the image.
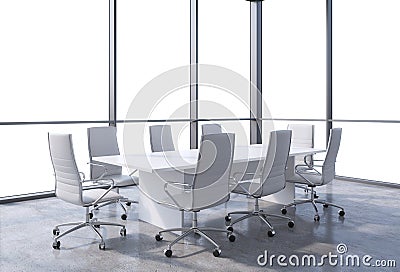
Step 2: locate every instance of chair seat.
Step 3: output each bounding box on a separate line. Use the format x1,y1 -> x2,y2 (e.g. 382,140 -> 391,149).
232,180 -> 262,196
82,189 -> 122,205
286,168 -> 323,186
106,174 -> 139,187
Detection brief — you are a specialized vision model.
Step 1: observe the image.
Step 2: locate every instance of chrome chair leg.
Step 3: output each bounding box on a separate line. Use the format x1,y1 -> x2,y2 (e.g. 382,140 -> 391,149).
282,186 -> 345,221
54,222 -> 85,228
155,212 -> 234,257
227,210 -> 253,216
260,212 -> 293,221
229,213 -> 253,226
89,224 -> 105,241
54,222 -> 87,240
91,197 -> 136,220
121,198 -> 138,205
197,229 -> 220,249
315,199 -> 345,216
227,198 -> 295,235
158,227 -> 191,235
52,207 -> 126,250
92,200 -> 115,210
166,229 -> 193,248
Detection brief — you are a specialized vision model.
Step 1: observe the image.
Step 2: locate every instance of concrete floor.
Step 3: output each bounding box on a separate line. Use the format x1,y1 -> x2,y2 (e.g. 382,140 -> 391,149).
1,180 -> 399,272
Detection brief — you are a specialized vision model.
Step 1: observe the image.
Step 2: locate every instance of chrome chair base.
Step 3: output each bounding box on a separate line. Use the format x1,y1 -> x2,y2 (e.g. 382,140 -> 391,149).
226,198 -> 294,237
52,207 -> 126,250
155,212 -> 235,257
92,198 -> 138,220
282,186 -> 345,221
295,184 -> 319,198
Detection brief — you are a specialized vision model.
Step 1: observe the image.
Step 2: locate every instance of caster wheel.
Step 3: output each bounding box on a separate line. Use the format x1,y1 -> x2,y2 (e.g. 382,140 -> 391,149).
213,249 -> 221,257
323,204 -> 329,208
314,215 -> 320,222
267,230 -> 275,237
126,202 -> 132,206
338,210 -> 345,216
89,212 -> 93,219
314,193 -> 319,199
228,234 -> 236,242
94,225 -> 100,228
155,234 -> 163,241
99,243 -> 105,250
52,241 -> 60,249
281,208 -> 287,215
288,221 -> 295,228
52,228 -> 60,236
164,249 -> 172,257
120,228 -> 127,237
226,226 -> 233,232
225,215 -> 231,222
121,214 -> 127,220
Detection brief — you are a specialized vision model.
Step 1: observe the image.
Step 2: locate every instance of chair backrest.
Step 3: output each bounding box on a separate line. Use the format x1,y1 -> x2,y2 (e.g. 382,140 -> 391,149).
201,124 -> 222,135
287,124 -> 314,148
48,133 -> 83,206
191,133 -> 235,210
321,128 -> 342,185
87,126 -> 122,179
149,125 -> 175,152
287,124 -> 314,165
258,130 -> 292,197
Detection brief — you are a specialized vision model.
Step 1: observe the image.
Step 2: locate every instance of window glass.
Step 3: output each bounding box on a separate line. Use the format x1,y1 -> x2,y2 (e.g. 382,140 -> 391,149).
0,124 -> 104,197
333,0 -> 400,120
117,0 -> 190,120
334,122 -> 400,184
262,0 -> 326,119
198,0 -> 250,119
0,0 -> 109,121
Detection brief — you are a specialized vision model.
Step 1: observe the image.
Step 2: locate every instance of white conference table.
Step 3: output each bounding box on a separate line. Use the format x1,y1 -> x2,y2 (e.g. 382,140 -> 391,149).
94,145 -> 324,230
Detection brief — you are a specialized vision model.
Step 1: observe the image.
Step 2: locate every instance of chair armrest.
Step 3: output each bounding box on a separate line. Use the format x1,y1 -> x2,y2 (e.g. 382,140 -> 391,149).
230,172 -> 242,183
128,169 -> 138,176
303,155 -> 314,165
294,164 -> 321,186
295,164 -> 321,174
235,182 -> 252,195
92,178 -> 117,206
230,171 -> 263,195
79,172 -> 86,181
229,172 -> 245,189
163,181 -> 191,208
87,162 -> 108,180
166,182 -> 192,188
230,171 -> 262,182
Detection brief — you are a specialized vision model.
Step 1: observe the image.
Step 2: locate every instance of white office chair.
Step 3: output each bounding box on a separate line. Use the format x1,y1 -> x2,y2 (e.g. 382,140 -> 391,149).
155,133 -> 236,257
87,126 -> 139,220
149,125 -> 175,152
48,133 -> 126,250
225,130 -> 295,237
281,128 -> 345,221
202,123 -> 222,135
287,124 -> 318,198
288,124 -> 314,165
